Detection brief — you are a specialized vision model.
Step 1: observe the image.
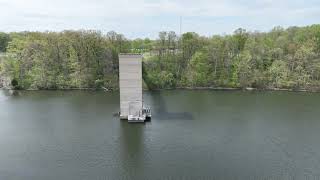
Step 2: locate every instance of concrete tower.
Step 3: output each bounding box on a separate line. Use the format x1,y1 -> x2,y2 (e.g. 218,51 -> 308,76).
119,54 -> 144,121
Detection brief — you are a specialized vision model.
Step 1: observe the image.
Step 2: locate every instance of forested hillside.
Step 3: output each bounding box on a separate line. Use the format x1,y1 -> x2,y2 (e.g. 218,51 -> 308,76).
1,25 -> 320,91
0,31 -> 127,90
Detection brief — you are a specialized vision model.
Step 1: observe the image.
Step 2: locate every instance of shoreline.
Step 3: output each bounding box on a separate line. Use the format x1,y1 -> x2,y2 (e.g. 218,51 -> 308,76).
1,86 -> 318,93
144,87 -> 315,93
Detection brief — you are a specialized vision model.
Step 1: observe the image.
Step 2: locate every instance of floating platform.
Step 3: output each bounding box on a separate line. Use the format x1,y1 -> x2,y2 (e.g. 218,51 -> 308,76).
120,107 -> 151,123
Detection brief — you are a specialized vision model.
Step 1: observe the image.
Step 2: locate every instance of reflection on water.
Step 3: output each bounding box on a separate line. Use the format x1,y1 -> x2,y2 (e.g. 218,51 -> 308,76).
0,89 -> 12,101
148,91 -> 194,120
118,121 -> 146,178
0,91 -> 7,102
1,90 -> 320,180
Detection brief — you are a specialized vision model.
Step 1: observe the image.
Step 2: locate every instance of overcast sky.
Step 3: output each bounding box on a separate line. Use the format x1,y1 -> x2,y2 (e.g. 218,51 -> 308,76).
0,0 -> 319,39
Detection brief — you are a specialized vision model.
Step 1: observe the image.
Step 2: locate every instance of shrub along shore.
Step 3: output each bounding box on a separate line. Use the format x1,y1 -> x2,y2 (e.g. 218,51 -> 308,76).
1,25 -> 320,92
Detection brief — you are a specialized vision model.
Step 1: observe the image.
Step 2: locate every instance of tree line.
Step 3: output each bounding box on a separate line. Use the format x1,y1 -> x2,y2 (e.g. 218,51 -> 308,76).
1,25 -> 320,91
0,31 -> 129,90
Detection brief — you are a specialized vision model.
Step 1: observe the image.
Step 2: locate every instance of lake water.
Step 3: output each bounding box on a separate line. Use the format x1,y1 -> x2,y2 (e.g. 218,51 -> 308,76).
1,90 -> 320,180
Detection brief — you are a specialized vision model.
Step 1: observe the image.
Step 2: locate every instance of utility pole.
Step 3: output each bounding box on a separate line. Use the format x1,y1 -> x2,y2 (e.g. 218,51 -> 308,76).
179,16 -> 182,37
179,16 -> 183,50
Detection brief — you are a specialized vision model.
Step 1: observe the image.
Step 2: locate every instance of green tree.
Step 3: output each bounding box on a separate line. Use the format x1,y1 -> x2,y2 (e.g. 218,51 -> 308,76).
186,51 -> 211,87
0,32 -> 10,52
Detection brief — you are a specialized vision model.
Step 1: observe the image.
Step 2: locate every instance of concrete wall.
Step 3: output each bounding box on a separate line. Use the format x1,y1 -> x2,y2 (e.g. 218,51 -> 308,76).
119,54 -> 143,119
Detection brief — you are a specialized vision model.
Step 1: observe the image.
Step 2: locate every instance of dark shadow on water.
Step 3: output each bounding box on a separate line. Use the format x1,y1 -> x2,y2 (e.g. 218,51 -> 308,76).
118,120 -> 146,177
157,112 -> 194,120
149,90 -> 194,120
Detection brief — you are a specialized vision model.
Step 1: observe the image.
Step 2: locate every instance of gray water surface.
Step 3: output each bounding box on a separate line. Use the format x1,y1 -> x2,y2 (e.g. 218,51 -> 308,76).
1,90 -> 320,180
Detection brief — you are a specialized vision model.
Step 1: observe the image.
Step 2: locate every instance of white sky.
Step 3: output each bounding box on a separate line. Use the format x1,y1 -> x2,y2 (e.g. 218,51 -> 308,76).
0,0 -> 319,39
